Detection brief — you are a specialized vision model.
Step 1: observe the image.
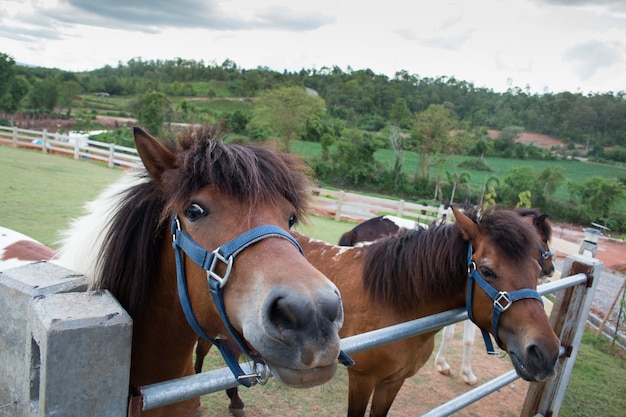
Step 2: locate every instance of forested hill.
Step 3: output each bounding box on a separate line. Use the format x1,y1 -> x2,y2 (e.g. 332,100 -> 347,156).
4,55 -> 626,149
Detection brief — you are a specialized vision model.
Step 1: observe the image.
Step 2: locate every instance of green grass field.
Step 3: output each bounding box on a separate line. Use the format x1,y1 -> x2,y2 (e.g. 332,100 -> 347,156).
1,144 -> 624,416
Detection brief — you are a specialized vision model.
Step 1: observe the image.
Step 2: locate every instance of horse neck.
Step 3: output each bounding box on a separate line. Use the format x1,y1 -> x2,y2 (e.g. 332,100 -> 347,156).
129,239 -> 199,387
362,225 -> 470,316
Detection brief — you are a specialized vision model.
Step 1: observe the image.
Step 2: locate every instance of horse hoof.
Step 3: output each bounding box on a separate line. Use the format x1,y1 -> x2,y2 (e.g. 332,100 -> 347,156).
229,408 -> 246,417
436,366 -> 451,376
463,375 -> 478,386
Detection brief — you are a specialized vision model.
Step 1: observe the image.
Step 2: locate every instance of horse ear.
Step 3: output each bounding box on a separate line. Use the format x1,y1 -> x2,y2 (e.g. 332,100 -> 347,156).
537,214 -> 548,224
452,206 -> 480,242
134,127 -> 177,186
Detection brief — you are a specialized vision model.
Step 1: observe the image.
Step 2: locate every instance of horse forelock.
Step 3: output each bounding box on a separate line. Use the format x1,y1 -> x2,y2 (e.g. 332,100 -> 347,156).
363,224 -> 467,310
478,209 -> 536,262
160,128 -> 312,223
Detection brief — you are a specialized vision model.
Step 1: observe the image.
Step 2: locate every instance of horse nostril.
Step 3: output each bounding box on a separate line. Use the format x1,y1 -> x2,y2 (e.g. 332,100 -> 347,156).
269,295 -> 307,331
526,343 -> 556,373
265,288 -> 342,334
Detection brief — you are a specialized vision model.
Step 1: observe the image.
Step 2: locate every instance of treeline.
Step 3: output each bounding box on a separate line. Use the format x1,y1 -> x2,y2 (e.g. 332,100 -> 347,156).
2,53 -> 626,150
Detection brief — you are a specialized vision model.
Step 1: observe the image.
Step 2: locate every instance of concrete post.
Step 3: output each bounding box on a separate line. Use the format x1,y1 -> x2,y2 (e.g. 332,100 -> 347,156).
28,290 -> 132,417
0,262 -> 87,417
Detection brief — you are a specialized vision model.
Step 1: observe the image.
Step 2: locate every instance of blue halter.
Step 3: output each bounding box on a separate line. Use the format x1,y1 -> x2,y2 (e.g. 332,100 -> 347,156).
465,243 -> 544,355
538,243 -> 552,267
171,215 -> 353,387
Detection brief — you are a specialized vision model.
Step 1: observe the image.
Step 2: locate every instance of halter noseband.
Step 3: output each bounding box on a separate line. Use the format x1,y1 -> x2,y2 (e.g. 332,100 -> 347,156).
171,215 -> 353,386
465,243 -> 543,355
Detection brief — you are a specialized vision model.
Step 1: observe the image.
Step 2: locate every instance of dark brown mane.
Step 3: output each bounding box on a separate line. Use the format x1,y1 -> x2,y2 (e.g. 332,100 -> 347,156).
97,126 -> 313,318
362,209 -> 536,311
160,125 -> 312,223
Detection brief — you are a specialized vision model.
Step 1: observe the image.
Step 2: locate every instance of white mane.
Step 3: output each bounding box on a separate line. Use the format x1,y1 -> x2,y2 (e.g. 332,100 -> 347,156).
53,168 -> 149,287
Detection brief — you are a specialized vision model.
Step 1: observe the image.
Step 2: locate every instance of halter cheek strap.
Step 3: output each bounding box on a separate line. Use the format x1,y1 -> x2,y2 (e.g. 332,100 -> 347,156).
538,244 -> 552,266
465,243 -> 544,355
172,215 -> 353,386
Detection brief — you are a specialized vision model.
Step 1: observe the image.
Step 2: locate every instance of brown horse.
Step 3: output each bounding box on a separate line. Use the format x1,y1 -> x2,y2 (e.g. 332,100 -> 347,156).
336,209 -> 555,386
4,126 -> 347,417
196,207 -> 560,417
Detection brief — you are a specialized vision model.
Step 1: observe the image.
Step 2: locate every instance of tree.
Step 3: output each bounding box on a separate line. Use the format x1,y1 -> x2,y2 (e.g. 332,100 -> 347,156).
499,166 -> 542,208
537,166 -> 565,198
408,104 -> 458,181
135,90 -> 171,135
569,176 -> 624,221
252,86 -> 326,152
446,171 -> 471,205
58,80 -> 83,116
332,128 -> 380,186
389,98 -> 412,129
28,78 -> 59,112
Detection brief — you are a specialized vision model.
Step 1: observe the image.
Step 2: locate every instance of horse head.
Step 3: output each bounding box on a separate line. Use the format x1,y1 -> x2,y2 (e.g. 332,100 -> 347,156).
453,206 -> 560,382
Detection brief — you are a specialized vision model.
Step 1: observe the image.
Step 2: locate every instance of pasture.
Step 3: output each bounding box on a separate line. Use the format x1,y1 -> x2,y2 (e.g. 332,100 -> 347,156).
0,143 -> 624,416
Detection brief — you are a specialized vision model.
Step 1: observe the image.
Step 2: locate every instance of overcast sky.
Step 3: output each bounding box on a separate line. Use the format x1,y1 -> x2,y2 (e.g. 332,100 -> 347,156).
2,0 -> 625,94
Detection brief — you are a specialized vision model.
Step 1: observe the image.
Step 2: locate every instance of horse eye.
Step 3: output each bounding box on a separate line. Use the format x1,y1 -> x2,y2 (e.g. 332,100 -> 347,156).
479,266 -> 496,280
288,214 -> 297,228
184,203 -> 207,222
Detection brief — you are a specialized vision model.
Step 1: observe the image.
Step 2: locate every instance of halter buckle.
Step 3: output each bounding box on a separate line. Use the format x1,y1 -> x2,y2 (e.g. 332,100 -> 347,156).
468,261 -> 477,275
208,249 -> 234,288
494,291 -> 511,312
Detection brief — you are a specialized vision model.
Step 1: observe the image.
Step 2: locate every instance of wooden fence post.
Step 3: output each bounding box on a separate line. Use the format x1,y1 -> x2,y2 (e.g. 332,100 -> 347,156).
73,135 -> 80,160
108,143 -> 115,168
335,191 -> 345,222
42,129 -> 48,154
12,126 -> 17,147
396,199 -> 405,217
521,254 -> 602,417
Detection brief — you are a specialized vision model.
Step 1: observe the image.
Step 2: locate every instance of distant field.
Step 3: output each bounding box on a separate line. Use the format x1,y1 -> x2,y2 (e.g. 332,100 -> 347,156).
293,139 -> 626,208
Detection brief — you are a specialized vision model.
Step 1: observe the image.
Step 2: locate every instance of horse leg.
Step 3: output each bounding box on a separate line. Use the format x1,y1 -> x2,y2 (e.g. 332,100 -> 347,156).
194,338 -> 211,374
434,324 -> 455,376
368,379 -> 405,417
347,372 -> 376,417
460,320 -> 477,385
226,387 -> 245,417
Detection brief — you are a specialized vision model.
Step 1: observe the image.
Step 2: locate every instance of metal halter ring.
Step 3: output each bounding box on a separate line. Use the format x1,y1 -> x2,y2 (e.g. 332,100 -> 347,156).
493,291 -> 512,312
237,362 -> 270,385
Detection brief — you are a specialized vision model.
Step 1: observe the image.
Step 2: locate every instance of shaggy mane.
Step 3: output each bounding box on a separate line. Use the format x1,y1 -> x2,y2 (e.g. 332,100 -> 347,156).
362,209 -> 536,311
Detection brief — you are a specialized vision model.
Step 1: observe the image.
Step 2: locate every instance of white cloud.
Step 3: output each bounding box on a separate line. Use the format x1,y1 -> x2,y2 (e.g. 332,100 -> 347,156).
2,0 -> 625,94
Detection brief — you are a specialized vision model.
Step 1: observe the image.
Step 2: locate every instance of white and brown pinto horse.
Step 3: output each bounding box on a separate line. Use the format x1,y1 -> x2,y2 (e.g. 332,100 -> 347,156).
0,227 -> 55,271
0,126 -> 347,417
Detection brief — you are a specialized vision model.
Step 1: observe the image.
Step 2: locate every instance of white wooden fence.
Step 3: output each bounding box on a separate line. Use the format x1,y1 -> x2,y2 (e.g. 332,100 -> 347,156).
0,125 -> 140,168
